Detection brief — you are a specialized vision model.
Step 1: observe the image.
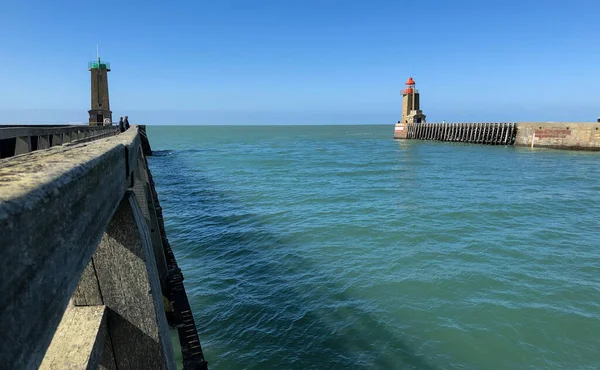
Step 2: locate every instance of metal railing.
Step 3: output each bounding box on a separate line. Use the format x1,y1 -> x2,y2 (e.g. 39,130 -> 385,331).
88,60 -> 111,70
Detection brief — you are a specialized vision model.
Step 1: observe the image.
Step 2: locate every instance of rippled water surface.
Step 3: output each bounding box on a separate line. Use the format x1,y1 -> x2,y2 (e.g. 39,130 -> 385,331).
147,125 -> 600,370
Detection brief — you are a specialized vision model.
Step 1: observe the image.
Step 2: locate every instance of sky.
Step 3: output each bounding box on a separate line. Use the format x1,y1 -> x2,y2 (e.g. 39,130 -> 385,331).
0,0 -> 599,125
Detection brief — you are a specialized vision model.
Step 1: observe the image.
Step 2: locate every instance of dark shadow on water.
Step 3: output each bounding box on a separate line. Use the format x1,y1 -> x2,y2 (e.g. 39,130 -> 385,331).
149,152 -> 437,370
153,149 -> 214,157
152,150 -> 175,156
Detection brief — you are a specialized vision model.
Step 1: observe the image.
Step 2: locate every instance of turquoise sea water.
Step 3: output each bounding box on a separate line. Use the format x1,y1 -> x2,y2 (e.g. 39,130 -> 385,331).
147,125 -> 600,370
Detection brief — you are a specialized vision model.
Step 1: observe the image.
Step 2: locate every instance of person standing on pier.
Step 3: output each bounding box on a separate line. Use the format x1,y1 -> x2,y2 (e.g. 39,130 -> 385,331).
119,117 -> 125,133
124,116 -> 130,130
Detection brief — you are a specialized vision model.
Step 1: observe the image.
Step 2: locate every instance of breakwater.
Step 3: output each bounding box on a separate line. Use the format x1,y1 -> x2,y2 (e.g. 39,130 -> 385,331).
398,122 -> 517,145
0,125 -> 207,370
394,121 -> 600,151
515,122 -> 600,151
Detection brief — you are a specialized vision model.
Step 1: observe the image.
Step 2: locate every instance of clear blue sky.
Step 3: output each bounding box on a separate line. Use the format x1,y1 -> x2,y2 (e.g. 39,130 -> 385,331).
1,0 -> 599,124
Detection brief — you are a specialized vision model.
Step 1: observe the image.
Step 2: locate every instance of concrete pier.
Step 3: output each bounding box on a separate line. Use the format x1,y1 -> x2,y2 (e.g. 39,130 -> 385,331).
392,77 -> 600,151
0,126 -> 208,370
394,121 -> 600,151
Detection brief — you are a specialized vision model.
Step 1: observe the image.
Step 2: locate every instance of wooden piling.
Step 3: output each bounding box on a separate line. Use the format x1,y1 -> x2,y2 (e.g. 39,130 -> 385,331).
398,122 -> 517,146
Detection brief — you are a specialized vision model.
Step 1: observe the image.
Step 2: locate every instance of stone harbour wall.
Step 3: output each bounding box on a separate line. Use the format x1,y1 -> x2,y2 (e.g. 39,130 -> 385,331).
514,122 -> 600,151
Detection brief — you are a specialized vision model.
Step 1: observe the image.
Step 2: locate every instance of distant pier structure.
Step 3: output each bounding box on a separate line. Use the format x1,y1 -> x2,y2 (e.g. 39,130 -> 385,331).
88,57 -> 112,126
393,76 -> 514,144
392,78 -> 600,150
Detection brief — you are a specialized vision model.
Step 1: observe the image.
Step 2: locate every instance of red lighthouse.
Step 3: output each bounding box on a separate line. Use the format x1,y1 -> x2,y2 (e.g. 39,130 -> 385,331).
394,76 -> 427,139
400,77 -> 426,124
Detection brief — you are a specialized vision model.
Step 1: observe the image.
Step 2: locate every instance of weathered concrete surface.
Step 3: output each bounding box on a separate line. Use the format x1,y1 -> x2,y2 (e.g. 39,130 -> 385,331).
393,122 -> 407,139
15,136 -> 31,154
515,122 -> 600,151
130,147 -> 169,290
73,262 -> 104,306
73,192 -> 176,370
39,135 -> 50,149
65,130 -> 120,147
39,305 -> 109,370
139,125 -> 153,156
0,125 -> 115,141
0,129 -> 140,369
0,126 -> 118,159
99,327 -> 118,370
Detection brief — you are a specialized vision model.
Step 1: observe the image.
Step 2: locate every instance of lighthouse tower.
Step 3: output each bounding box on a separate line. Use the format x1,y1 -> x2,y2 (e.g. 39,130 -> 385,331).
401,77 -> 426,124
88,57 -> 112,126
394,77 -> 427,139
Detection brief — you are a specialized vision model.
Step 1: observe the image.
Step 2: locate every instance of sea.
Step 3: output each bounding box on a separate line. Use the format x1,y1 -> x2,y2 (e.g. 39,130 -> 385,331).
147,125 -> 600,370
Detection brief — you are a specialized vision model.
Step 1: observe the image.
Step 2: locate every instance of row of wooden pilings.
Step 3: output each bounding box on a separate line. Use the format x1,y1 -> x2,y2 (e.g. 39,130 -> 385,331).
406,122 -> 518,145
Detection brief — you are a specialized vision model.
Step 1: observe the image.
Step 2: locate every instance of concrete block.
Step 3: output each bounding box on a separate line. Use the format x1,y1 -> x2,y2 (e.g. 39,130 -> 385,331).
38,135 -> 50,149
39,305 -> 111,370
79,192 -> 175,370
73,261 -> 104,306
15,136 -> 31,155
52,134 -> 62,146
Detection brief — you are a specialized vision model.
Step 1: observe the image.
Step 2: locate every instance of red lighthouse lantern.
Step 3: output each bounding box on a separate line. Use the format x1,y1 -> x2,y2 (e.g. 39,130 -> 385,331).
405,77 -> 415,94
